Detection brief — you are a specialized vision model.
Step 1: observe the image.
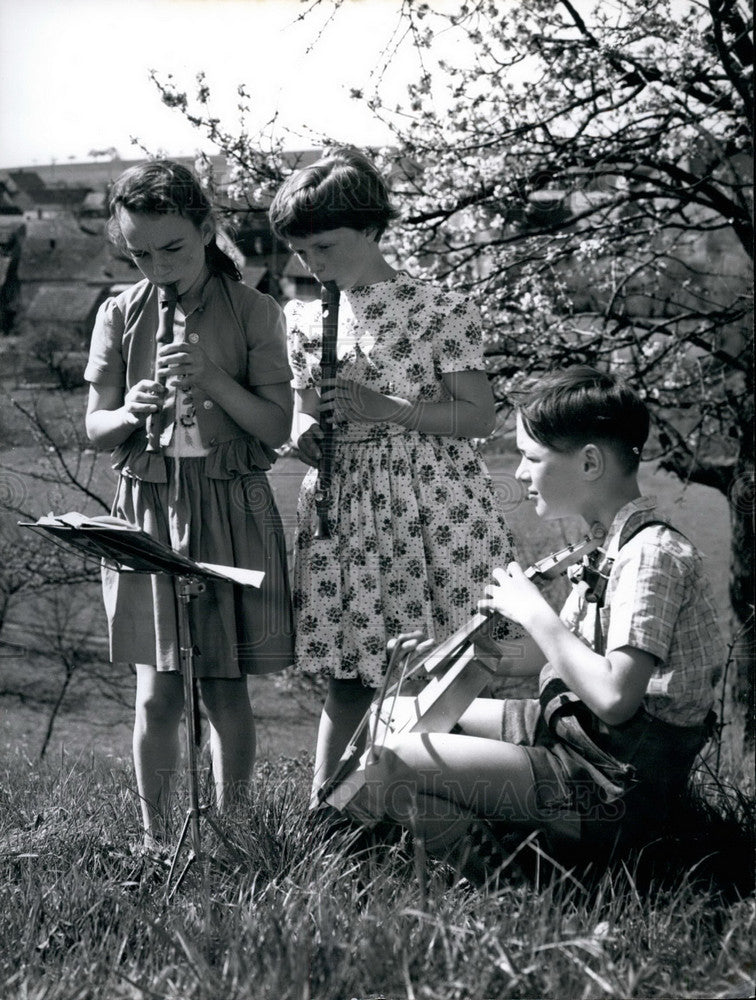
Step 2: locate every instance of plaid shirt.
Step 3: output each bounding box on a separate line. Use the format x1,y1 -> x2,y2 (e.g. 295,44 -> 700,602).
544,496 -> 722,727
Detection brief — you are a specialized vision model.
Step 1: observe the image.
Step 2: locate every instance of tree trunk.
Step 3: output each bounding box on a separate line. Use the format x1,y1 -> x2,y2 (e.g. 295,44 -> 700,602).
728,422 -> 755,746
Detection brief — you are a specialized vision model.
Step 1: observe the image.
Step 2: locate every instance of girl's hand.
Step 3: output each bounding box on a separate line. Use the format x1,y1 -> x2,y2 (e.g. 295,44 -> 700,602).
320,377 -> 409,425
157,341 -> 218,391
123,378 -> 166,426
295,423 -> 324,467
478,563 -> 547,629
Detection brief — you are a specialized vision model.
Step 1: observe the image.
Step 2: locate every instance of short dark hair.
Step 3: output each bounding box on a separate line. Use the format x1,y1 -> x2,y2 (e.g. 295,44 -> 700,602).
515,365 -> 650,472
269,146 -> 399,241
107,159 -> 241,281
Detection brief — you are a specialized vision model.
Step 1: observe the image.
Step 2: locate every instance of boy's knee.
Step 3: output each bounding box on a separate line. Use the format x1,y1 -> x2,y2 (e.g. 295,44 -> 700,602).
365,740 -> 426,817
364,753 -> 413,822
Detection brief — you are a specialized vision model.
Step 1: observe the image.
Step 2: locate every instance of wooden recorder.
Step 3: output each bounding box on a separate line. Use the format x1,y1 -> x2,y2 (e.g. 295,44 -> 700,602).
313,281 -> 340,539
145,284 -> 178,455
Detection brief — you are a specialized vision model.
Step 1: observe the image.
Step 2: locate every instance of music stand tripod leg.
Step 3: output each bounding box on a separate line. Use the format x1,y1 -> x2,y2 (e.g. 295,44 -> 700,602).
167,575 -> 206,897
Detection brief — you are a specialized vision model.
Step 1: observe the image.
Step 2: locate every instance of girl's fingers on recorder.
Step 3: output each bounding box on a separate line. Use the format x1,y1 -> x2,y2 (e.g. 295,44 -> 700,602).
318,392 -> 336,415
296,425 -> 323,466
124,380 -> 165,417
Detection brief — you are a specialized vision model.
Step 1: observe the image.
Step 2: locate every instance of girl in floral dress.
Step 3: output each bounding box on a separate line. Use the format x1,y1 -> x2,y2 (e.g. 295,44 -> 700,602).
269,147 -> 520,803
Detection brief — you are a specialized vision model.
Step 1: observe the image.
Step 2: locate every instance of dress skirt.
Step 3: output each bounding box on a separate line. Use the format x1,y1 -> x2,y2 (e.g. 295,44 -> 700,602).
103,457 -> 294,677
293,430 -> 521,687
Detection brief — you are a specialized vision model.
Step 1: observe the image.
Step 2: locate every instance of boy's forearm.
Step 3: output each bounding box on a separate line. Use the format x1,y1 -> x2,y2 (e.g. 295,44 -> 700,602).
522,601 -> 655,725
523,604 -> 610,699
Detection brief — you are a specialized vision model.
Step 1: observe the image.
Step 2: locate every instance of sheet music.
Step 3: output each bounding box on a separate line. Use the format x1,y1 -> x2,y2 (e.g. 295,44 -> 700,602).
196,563 -> 264,588
21,512 -> 264,588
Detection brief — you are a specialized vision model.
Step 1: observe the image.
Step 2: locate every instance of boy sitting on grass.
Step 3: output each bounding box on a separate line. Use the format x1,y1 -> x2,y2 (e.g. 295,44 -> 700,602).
365,365 -> 722,878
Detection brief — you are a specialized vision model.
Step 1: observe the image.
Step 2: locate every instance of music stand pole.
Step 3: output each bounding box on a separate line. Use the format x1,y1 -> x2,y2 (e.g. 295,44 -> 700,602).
166,574 -> 206,894
164,574 -> 243,898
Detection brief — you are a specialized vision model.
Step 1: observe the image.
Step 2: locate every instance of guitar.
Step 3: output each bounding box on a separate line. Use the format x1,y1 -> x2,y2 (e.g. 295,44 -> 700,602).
318,534 -> 602,823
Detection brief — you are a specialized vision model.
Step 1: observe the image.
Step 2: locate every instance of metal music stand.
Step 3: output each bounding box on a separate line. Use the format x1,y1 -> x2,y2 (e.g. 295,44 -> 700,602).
20,514 -> 264,895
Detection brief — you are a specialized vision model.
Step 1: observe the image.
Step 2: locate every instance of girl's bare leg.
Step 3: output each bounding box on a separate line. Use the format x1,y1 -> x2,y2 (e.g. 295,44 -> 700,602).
311,677 -> 375,807
133,664 -> 184,839
199,676 -> 256,811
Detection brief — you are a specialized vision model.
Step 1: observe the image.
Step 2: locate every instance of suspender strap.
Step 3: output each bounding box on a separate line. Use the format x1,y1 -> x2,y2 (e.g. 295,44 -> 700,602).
592,519 -> 682,655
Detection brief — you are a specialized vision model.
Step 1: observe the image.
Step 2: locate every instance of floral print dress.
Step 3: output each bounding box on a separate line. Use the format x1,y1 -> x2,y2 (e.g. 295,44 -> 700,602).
285,272 -> 520,687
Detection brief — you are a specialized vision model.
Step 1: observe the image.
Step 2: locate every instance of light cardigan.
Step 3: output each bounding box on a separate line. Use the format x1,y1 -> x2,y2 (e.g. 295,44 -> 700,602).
85,273 -> 292,480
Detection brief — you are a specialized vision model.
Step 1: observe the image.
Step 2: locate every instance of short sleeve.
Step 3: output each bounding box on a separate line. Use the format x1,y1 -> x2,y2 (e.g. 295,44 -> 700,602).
84,297 -> 126,387
285,298 -> 320,390
605,537 -> 689,663
245,296 -> 293,386
434,292 -> 485,374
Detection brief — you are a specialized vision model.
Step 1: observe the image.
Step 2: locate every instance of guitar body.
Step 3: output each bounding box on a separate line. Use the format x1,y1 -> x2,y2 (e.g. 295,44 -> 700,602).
324,647 -> 496,823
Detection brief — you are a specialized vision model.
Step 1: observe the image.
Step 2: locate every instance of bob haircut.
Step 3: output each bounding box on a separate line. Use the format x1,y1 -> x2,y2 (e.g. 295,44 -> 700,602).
514,365 -> 650,473
269,146 -> 399,241
106,159 -> 241,281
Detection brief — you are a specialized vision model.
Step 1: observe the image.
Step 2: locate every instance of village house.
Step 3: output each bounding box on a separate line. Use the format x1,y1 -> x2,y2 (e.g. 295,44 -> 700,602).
0,150 -> 332,386
24,283 -> 110,342
0,179 -> 22,215
0,218 -> 25,334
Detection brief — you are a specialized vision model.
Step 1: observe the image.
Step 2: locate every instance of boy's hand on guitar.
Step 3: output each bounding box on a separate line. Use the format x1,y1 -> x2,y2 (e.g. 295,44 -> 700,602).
479,563 -> 546,629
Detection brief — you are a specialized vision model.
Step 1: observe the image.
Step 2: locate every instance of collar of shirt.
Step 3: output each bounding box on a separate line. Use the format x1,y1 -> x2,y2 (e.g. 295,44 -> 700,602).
603,495 -> 659,557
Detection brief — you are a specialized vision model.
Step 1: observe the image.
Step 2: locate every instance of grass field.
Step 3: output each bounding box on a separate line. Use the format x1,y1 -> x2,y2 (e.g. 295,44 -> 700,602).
1,388 -> 753,1000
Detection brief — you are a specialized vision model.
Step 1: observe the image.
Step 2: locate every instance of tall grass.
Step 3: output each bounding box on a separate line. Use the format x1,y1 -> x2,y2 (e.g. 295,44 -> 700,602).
1,744 -> 753,1000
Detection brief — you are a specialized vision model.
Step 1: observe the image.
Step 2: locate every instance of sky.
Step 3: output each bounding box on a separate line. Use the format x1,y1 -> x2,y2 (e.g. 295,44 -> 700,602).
0,0 -> 445,169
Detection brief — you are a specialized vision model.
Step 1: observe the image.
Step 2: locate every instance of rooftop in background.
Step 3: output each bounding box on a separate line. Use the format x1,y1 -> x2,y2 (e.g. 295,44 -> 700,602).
16,216 -> 137,284
1,152 -> 324,201
3,156 -> 227,190
25,283 -> 109,324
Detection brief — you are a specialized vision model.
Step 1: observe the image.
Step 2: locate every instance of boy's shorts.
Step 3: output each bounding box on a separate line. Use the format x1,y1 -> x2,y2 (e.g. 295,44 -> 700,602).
498,696 -> 709,848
